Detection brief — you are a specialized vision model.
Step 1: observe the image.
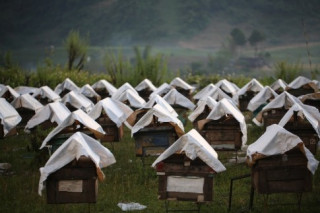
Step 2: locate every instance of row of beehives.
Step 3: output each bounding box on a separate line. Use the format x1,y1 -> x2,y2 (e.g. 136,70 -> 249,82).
1,75 -> 320,208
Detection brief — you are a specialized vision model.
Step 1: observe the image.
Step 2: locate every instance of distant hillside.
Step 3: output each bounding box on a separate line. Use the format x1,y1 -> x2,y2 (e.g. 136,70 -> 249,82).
1,0 -> 320,50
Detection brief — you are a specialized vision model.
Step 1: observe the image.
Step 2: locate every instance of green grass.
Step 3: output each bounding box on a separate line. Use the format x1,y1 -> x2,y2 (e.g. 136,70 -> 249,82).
1,118 -> 320,213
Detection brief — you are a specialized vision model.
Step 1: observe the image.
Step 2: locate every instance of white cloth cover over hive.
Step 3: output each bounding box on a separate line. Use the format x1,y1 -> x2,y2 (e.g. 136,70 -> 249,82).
14,86 -> 39,95
150,83 -> 173,98
278,103 -> 320,136
32,86 -> 61,102
163,89 -> 195,110
197,86 -> 234,105
247,86 -> 278,112
0,85 -> 20,99
193,84 -> 216,100
170,77 -> 195,92
114,89 -> 146,109
299,92 -> 320,103
89,98 -> 133,127
188,97 -> 217,122
143,95 -> 178,117
270,79 -> 287,92
131,104 -> 184,137
40,109 -> 105,149
61,91 -> 94,113
54,78 -> 80,95
215,79 -> 238,96
236,78 -> 264,96
38,132 -> 116,195
25,102 -> 71,130
135,79 -> 157,92
286,76 -> 318,91
11,93 -> 43,112
253,92 -> 303,125
200,98 -> 247,146
0,98 -> 22,135
247,124 -> 319,174
111,83 -> 138,100
91,79 -> 117,96
152,129 -> 226,173
80,84 -> 101,100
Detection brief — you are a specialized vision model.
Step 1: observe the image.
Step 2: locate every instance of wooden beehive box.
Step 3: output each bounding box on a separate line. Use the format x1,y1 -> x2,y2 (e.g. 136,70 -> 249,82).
239,91 -> 256,111
94,88 -> 111,99
303,99 -> 320,112
262,107 -> 288,128
16,108 -> 36,127
137,89 -> 153,102
0,122 -> 17,139
192,106 -> 212,129
97,115 -> 123,142
251,148 -> 312,194
284,115 -> 319,155
155,154 -> 215,202
176,88 -> 192,100
133,124 -> 178,157
46,156 -> 98,204
286,85 -> 315,97
198,116 -> 242,151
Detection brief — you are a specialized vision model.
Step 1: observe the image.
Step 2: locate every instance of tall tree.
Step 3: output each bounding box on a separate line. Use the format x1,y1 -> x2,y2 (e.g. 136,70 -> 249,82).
65,30 -> 88,71
248,29 -> 266,56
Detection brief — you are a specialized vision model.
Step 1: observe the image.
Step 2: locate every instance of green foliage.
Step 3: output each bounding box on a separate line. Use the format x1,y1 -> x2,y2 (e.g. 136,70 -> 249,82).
230,28 -> 246,46
65,30 -> 89,71
274,61 -> 302,83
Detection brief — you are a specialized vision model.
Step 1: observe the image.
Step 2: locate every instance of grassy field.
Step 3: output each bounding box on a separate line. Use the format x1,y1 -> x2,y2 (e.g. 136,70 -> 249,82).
1,116 -> 320,213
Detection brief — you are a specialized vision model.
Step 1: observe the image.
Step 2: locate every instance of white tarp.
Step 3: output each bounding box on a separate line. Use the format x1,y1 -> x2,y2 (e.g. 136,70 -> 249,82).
286,76 -> 318,91
0,98 -> 21,136
111,83 -> 138,100
312,80 -> 320,89
135,79 -> 157,92
170,77 -> 195,92
11,93 -> 43,112
236,78 -> 264,96
143,95 -> 178,117
215,79 -> 238,96
278,103 -> 320,136
80,84 -> 101,100
91,79 -> 117,96
61,91 -> 94,113
40,109 -> 106,149
247,86 -> 278,112
247,124 -> 319,174
270,79 -> 287,92
201,98 -> 247,146
32,86 -> 61,102
38,132 -> 116,195
193,83 -> 216,100
149,83 -> 173,98
151,129 -> 226,173
0,85 -> 20,99
163,89 -> 195,110
25,102 -> 71,130
14,86 -> 39,95
188,97 -> 217,122
115,89 -> 146,109
197,86 -> 234,105
253,92 -> 302,126
131,104 -> 184,137
54,78 -> 80,95
89,98 -> 133,127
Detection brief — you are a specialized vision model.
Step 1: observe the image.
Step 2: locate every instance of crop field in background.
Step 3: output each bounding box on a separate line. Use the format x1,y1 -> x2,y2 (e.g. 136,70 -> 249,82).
1,115 -> 320,213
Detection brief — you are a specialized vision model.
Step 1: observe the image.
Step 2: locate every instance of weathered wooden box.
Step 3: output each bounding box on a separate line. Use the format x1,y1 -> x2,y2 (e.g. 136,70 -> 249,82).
251,149 -> 312,194
16,108 -> 36,127
137,89 -> 153,102
97,116 -> 122,142
0,123 -> 17,139
262,108 -> 287,128
239,91 -> 256,111
156,154 -> 215,202
46,156 -> 98,204
284,118 -> 319,155
286,86 -> 315,97
94,88 -> 111,99
303,99 -> 320,112
198,116 -> 242,151
133,125 -> 178,157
